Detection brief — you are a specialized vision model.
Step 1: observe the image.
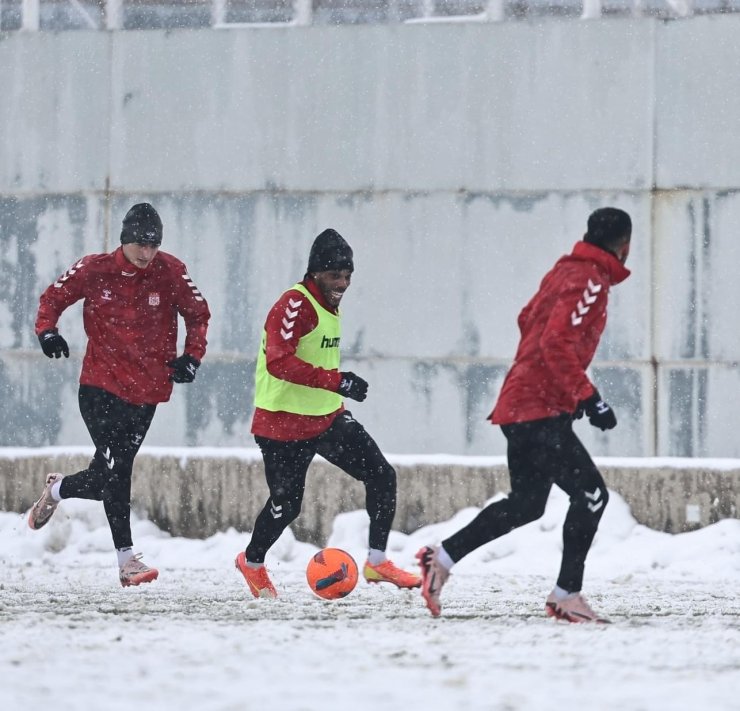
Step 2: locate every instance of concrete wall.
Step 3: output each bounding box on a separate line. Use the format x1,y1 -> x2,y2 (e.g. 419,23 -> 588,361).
1,18 -> 740,457
2,449 -> 738,541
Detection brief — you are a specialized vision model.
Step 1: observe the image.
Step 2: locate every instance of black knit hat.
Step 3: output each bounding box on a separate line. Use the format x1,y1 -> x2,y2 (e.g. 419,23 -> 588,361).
307,229 -> 354,273
120,203 -> 163,246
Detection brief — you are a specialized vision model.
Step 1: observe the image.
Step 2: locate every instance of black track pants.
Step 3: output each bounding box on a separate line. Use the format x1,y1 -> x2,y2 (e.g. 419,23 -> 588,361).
442,414 -> 608,592
58,385 -> 156,550
246,411 -> 397,564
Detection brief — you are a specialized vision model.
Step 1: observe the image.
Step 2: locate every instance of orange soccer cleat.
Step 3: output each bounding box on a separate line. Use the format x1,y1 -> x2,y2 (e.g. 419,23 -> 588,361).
235,552 -> 278,599
363,558 -> 421,589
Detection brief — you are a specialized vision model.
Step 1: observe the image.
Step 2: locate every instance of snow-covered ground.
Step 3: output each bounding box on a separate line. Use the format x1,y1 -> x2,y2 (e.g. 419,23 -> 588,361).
2,487 -> 739,711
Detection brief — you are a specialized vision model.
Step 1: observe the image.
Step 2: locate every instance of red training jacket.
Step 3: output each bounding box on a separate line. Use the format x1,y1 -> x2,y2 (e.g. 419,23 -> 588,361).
35,247 -> 210,406
490,241 -> 630,425
251,278 -> 344,441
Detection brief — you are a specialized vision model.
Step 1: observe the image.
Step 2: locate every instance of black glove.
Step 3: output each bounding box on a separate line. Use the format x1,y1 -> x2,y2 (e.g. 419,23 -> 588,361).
337,372 -> 368,402
168,354 -> 200,383
578,391 -> 617,431
38,330 -> 69,359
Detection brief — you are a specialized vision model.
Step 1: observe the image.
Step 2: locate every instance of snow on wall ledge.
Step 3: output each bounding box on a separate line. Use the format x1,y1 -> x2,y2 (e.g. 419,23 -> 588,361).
2,448 -> 738,540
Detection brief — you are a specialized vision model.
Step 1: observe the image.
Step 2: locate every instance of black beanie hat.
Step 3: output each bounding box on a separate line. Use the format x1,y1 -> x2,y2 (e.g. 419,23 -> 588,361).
120,203 -> 163,246
307,229 -> 354,273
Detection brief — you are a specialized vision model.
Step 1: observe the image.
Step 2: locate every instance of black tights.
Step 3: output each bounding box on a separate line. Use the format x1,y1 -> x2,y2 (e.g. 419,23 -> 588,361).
246,411 -> 397,564
58,385 -> 155,550
442,415 -> 608,592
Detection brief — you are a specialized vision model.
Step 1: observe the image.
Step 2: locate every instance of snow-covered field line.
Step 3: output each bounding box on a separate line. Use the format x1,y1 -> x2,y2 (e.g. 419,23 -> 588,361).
2,489 -> 740,710
3,571 -> 739,711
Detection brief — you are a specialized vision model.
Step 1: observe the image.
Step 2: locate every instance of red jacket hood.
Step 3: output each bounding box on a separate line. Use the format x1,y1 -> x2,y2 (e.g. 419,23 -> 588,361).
570,241 -> 631,286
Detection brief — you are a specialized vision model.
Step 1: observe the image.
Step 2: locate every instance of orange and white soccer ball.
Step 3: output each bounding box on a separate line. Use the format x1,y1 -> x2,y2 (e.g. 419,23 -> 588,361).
306,548 -> 359,600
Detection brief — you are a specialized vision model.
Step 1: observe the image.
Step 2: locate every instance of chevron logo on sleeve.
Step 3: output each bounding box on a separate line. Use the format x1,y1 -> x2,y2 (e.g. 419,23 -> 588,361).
54,260 -> 85,288
280,298 -> 302,340
570,279 -> 602,326
181,273 -> 205,302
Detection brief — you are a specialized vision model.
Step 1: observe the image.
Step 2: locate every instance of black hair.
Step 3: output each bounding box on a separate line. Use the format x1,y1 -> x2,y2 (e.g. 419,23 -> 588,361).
584,208 -> 632,250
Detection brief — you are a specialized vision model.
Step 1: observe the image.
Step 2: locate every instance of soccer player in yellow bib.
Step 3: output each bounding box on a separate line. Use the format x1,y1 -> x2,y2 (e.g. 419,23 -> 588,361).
235,229 -> 420,598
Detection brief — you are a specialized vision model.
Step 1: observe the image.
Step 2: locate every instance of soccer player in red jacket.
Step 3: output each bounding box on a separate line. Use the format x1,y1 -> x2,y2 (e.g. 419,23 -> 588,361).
418,207 -> 632,622
28,203 -> 210,587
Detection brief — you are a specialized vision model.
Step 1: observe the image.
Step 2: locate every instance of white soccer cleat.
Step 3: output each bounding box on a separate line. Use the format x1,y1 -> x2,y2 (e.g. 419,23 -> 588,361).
28,473 -> 64,530
545,591 -> 610,624
416,546 -> 450,618
119,554 -> 159,588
